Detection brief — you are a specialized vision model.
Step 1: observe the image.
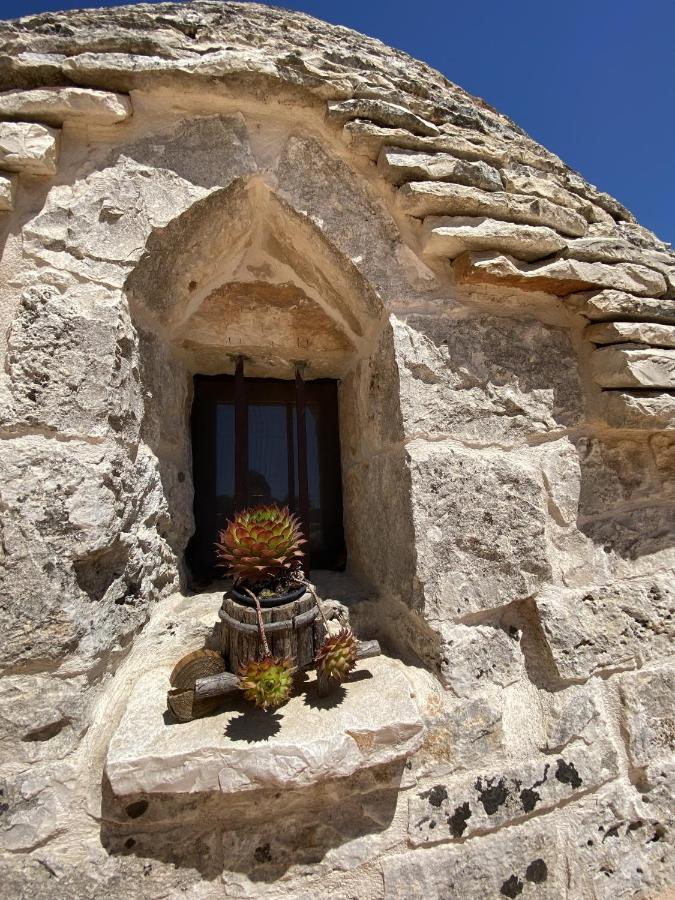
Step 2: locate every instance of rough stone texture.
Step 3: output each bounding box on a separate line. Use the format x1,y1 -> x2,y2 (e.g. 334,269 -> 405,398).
591,346 -> 675,389
422,215 -> 567,261
601,391 -> 675,430
408,740 -> 618,845
537,578 -> 674,679
586,320 -> 675,348
393,313 -> 583,445
567,289 -> 675,323
399,181 -> 588,236
0,86 -> 132,125
0,120 -> 59,174
408,440 -> 551,621
0,3 -> 673,898
0,171 -> 16,210
455,251 -> 668,296
384,817 -> 566,898
378,147 -> 503,191
106,656 -> 424,795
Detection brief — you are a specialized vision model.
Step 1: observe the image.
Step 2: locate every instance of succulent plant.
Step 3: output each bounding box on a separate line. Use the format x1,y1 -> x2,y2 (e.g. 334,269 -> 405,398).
314,628 -> 359,684
237,655 -> 295,710
215,504 -> 306,584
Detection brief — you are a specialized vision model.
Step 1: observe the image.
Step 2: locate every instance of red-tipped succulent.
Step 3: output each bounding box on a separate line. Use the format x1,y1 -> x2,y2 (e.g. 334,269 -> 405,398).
215,504 -> 306,584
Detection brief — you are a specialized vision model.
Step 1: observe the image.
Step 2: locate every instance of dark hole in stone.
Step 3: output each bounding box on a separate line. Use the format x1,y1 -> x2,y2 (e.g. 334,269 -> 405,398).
421,785 -> 448,808
475,777 -> 508,815
447,802 -> 472,838
22,718 -> 70,742
555,758 -> 582,789
254,843 -> 272,863
602,825 -> 620,841
627,820 -> 643,831
125,800 -> 148,819
525,859 -> 548,883
587,839 -> 594,847
520,788 -> 540,812
500,874 -> 524,897
124,838 -> 136,849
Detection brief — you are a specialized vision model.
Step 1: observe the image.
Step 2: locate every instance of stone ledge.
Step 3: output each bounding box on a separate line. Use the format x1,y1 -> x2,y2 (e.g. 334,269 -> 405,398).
105,655 -> 425,797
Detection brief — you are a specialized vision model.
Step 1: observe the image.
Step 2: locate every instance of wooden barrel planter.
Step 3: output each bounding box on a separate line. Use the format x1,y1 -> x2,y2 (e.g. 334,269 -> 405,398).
218,590 -> 325,672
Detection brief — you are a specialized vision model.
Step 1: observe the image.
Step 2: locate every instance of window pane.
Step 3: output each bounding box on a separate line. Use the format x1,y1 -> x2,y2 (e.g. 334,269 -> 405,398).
248,404 -> 290,507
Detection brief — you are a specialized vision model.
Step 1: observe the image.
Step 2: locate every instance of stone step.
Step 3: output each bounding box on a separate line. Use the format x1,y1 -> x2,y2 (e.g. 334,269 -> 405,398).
585,321 -> 675,348
591,346 -> 675,389
421,215 -> 566,261
341,120 -> 508,166
0,121 -> 59,175
398,182 -> 588,236
378,147 -> 502,191
0,87 -> 132,126
566,289 -> 675,323
453,252 -> 667,297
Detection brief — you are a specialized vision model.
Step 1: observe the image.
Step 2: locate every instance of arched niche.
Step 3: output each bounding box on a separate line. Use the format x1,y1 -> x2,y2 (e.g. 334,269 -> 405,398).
125,175 -> 416,613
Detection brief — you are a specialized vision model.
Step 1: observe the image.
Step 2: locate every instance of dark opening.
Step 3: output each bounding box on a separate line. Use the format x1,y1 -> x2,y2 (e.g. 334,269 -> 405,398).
187,374 -> 345,579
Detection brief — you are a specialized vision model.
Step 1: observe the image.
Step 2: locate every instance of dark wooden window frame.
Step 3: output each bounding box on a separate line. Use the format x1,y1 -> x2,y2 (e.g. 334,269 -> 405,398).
188,372 -> 345,579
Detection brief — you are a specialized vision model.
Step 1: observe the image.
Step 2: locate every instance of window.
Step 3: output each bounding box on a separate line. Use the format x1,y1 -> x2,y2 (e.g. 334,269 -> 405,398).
188,374 -> 345,579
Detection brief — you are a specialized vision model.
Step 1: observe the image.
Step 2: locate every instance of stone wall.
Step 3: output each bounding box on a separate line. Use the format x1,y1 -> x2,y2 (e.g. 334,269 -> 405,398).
0,4 -> 672,898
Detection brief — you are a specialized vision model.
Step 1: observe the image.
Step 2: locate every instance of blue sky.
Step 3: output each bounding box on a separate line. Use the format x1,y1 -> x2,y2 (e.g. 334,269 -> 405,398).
2,0 -> 674,245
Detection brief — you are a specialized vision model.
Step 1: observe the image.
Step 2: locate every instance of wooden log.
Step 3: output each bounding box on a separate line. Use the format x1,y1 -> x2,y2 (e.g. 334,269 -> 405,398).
194,639 -> 382,700
166,648 -> 226,722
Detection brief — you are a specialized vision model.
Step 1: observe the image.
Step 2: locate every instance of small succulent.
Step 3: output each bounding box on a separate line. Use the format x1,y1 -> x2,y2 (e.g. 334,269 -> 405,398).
315,628 -> 359,684
237,655 -> 295,710
215,504 -> 306,584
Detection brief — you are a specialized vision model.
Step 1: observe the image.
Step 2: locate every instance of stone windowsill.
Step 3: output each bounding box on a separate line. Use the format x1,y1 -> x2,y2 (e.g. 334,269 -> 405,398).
105,655 -> 425,797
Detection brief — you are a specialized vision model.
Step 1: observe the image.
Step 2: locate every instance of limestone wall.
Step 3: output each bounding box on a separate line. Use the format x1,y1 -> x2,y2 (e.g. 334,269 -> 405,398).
0,4 -> 673,898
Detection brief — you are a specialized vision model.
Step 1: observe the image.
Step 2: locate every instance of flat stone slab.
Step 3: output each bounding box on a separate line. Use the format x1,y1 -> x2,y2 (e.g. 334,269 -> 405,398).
105,655 -> 424,796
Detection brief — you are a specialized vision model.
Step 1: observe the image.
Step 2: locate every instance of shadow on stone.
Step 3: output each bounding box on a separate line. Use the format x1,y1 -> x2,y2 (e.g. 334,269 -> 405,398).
99,762 -> 405,881
224,709 -> 283,743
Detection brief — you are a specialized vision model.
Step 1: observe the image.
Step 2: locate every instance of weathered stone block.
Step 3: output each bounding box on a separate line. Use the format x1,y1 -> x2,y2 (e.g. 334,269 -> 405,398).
575,436 -> 655,518
0,171 -> 16,210
536,578 -> 674,679
565,781 -> 675,899
422,215 -> 566,260
408,740 -> 617,845
4,283 -> 142,440
393,313 -> 583,445
342,119 -> 508,165
619,666 -> 675,769
327,98 -> 440,135
455,251 -> 667,296
600,391 -> 675,430
502,164 -> 594,216
566,288 -> 675,323
586,320 -> 675,347
383,818 -> 565,899
0,86 -> 132,125
105,656 -> 425,796
0,121 -> 59,174
378,147 -> 502,190
437,623 -> 523,696
591,346 -> 675,389
408,440 -> 551,620
398,181 -> 587,236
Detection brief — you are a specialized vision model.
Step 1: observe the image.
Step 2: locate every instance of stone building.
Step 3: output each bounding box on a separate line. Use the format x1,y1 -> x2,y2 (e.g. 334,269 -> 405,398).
0,2 -> 673,897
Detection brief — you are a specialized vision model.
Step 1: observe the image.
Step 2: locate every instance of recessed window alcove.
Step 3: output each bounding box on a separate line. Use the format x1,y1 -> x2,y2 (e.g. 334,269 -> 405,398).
108,177 -> 425,801
124,176 -> 415,623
